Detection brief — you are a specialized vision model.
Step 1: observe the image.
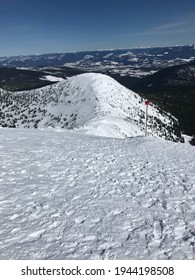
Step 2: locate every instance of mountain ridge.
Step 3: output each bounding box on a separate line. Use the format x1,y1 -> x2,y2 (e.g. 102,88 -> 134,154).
0,73 -> 182,141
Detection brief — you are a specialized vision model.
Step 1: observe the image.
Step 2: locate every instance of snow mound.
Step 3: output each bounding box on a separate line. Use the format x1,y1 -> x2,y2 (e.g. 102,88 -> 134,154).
0,73 -> 182,141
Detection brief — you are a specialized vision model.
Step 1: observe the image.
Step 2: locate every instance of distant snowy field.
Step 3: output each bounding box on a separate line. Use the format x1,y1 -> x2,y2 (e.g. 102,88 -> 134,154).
0,128 -> 195,259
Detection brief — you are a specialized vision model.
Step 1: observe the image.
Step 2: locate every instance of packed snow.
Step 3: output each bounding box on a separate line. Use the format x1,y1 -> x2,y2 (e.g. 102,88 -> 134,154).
0,128 -> 195,260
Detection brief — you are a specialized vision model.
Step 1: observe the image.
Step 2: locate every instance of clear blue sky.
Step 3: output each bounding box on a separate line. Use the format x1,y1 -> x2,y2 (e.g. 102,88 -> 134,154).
1,0 -> 195,56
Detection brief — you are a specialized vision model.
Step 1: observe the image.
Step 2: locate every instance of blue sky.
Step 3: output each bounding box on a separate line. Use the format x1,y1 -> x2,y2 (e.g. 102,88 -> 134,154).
1,0 -> 195,56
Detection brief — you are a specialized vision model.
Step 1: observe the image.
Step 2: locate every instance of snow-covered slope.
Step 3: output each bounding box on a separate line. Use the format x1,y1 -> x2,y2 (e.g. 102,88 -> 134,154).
0,128 -> 194,259
0,73 -> 182,141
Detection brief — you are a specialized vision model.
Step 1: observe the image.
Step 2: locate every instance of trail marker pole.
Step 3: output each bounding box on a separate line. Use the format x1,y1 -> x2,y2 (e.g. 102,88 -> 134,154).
144,100 -> 150,137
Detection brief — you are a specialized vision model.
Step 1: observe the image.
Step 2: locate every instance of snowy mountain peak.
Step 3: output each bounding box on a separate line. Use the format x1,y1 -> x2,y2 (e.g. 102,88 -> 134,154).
0,73 -> 182,141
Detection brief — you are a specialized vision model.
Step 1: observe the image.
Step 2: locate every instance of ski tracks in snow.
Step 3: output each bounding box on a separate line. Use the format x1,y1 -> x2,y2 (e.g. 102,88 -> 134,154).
0,128 -> 195,259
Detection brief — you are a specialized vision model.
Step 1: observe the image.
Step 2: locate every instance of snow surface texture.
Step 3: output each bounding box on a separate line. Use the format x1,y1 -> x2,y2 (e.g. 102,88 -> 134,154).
0,128 -> 195,260
0,73 -> 182,141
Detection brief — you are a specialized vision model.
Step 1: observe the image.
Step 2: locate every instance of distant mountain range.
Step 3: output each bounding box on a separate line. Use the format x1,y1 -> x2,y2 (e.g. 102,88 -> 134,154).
0,73 -> 183,142
1,45 -> 195,77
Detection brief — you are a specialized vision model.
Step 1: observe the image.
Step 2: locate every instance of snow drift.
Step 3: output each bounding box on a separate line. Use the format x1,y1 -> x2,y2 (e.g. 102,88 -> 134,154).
0,73 -> 182,141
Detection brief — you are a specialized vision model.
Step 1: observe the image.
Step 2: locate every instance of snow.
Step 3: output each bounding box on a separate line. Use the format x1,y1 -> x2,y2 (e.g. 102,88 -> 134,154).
182,134 -> 192,145
40,75 -> 65,82
0,127 -> 195,260
103,53 -> 114,59
119,51 -> 135,58
84,55 -> 94,59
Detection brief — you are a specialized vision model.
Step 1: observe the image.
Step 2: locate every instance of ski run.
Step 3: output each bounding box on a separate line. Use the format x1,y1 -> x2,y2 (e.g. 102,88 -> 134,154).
0,127 -> 195,259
